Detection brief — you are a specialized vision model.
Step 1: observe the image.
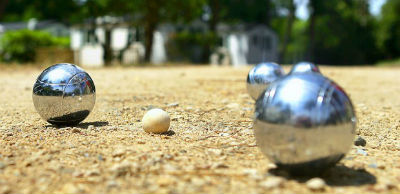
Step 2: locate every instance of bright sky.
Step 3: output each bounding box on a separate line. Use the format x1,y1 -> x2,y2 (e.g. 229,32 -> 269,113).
295,0 -> 387,20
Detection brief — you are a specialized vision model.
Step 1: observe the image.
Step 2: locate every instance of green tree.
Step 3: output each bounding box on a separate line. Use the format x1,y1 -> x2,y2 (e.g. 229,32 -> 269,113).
306,0 -> 378,65
1,0 -> 79,22
376,0 -> 400,59
126,0 -> 205,62
207,0 -> 276,28
0,0 -> 8,20
1,30 -> 69,62
274,0 -> 296,63
72,0 -> 122,65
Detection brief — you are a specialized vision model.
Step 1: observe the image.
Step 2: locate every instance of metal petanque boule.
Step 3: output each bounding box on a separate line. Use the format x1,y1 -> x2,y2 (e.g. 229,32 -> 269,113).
246,62 -> 285,100
289,61 -> 321,74
32,63 -> 96,126
253,72 -> 356,175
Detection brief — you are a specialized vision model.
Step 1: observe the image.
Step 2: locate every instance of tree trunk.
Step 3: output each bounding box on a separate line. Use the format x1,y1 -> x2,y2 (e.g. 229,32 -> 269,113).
307,0 -> 317,62
143,1 -> 160,63
280,0 -> 295,63
204,0 -> 221,63
0,0 -> 9,20
265,0 -> 272,26
103,28 -> 113,65
144,22 -> 157,62
209,0 -> 220,32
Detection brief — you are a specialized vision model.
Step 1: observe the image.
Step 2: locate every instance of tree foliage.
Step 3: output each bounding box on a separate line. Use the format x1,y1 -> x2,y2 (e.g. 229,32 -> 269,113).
303,0 -> 378,65
0,30 -> 69,62
376,0 -> 400,59
2,0 -> 79,22
0,0 -> 399,65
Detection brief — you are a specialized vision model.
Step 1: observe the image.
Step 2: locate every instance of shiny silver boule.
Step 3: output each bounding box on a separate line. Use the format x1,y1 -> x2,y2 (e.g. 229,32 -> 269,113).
254,73 -> 356,175
289,61 -> 320,74
247,62 -> 285,100
33,63 -> 96,126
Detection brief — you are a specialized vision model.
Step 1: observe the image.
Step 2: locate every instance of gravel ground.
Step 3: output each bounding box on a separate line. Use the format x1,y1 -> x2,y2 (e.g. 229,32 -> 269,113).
0,65 -> 399,194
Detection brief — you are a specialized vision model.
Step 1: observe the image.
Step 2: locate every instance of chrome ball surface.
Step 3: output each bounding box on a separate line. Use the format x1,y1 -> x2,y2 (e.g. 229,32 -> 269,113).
289,62 -> 320,74
33,63 -> 96,126
247,62 -> 285,100
253,73 -> 356,175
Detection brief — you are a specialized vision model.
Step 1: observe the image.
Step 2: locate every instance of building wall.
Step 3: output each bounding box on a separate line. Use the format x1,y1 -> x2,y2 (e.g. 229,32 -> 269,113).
246,26 -> 279,64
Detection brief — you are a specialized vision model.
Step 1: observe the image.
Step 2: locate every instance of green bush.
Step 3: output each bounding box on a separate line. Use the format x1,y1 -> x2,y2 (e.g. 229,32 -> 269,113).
166,31 -> 219,63
0,30 -> 70,63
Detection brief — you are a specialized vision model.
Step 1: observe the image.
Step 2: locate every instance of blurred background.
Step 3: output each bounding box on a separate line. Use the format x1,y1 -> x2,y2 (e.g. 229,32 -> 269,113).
0,0 -> 398,67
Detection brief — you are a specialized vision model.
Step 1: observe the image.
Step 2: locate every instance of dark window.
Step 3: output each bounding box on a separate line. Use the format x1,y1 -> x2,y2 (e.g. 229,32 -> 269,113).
252,36 -> 258,45
262,36 -> 272,50
252,35 -> 272,51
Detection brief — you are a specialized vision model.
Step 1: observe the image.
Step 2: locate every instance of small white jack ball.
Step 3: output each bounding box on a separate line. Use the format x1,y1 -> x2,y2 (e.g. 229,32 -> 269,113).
142,108 -> 170,134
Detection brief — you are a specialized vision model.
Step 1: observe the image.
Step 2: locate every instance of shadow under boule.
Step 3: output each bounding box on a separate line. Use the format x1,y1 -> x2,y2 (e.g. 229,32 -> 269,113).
268,163 -> 376,186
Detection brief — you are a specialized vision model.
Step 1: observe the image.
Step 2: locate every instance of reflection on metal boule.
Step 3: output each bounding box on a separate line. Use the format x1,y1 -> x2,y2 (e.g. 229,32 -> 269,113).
32,63 -> 96,126
247,62 -> 285,100
289,61 -> 320,74
254,73 -> 356,175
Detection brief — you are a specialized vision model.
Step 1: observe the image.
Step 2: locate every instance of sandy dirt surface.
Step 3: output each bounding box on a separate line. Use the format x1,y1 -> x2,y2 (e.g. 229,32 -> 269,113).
0,65 -> 399,194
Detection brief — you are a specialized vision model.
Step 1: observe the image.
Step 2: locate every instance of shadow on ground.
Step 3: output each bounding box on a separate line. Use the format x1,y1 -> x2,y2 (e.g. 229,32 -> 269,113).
161,130 -> 176,136
269,164 -> 376,186
76,121 -> 109,129
46,121 -> 109,129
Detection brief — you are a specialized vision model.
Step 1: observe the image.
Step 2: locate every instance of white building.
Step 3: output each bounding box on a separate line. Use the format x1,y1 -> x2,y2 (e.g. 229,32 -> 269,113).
70,21 -> 136,67
215,24 -> 279,66
69,17 -> 279,66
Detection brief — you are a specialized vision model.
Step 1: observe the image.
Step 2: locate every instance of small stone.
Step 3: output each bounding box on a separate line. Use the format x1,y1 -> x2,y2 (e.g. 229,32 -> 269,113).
72,171 -> 84,178
354,136 -> 367,146
267,163 -> 277,169
110,162 -> 134,177
85,169 -> 100,176
88,125 -> 94,130
112,148 -> 126,157
72,128 -> 80,133
0,186 -> 11,194
230,141 -> 240,146
306,178 -> 326,191
163,164 -> 177,172
211,162 -> 228,169
260,177 -> 284,189
207,149 -> 223,156
0,162 -> 6,169
226,103 -> 240,109
107,126 -> 118,131
383,180 -> 397,190
61,183 -> 81,194
221,99 -> 229,104
167,102 -> 179,107
107,180 -> 119,188
60,127 -> 72,130
191,177 -> 205,186
163,154 -> 173,160
242,168 -> 262,180
357,148 -> 368,156
219,133 -> 230,137
142,105 -> 156,111
97,155 -> 104,161
157,176 -> 175,187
